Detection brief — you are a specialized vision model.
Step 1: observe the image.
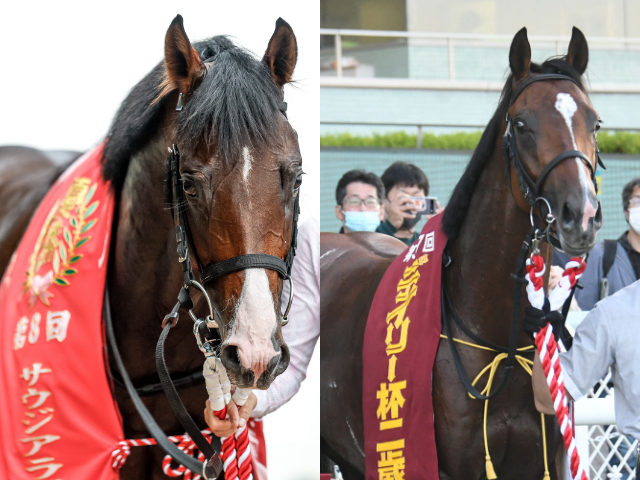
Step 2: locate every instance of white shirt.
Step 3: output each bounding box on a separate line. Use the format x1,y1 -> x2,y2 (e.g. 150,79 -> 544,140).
251,216 -> 320,418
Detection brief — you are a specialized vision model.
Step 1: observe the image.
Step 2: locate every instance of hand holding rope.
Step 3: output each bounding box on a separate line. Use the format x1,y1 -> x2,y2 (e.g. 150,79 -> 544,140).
525,252 -> 588,480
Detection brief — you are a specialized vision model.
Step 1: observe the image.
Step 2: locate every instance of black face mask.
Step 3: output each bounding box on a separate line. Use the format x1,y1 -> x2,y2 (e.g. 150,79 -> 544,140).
401,213 -> 423,231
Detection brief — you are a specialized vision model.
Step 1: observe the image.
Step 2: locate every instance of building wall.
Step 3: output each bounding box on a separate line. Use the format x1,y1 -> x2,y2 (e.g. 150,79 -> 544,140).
406,0 -> 640,37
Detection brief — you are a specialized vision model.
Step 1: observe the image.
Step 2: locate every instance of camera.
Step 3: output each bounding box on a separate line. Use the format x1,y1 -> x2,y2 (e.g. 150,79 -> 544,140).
408,196 -> 438,216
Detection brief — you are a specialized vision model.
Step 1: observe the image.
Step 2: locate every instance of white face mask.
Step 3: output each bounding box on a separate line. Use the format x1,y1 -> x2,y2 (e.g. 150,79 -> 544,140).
629,207 -> 640,234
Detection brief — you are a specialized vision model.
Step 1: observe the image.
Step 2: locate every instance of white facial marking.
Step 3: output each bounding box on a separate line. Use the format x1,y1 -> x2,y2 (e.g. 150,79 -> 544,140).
228,268 -> 278,382
242,146 -> 252,183
555,92 -> 595,231
555,93 -> 578,149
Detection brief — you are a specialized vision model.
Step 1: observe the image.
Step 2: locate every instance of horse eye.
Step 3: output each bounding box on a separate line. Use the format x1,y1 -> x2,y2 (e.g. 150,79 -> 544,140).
182,179 -> 196,196
595,120 -> 602,132
294,174 -> 302,190
515,121 -> 526,132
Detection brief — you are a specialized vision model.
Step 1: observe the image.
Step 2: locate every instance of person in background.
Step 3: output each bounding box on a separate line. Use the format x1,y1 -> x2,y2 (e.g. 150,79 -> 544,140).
204,216 -> 320,480
527,279 -> 640,479
575,177 -> 640,310
334,169 -> 385,233
376,161 -> 441,246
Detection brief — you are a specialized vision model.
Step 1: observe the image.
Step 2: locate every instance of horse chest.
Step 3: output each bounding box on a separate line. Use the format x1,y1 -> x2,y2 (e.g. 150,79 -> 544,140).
432,343 -> 559,479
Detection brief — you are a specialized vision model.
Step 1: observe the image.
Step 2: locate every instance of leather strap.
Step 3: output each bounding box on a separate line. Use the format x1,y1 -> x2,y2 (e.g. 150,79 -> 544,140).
104,287 -> 222,479
156,315 -> 222,458
111,368 -> 204,396
537,150 -> 594,197
509,73 -> 581,107
442,226 -> 536,400
201,253 -> 288,284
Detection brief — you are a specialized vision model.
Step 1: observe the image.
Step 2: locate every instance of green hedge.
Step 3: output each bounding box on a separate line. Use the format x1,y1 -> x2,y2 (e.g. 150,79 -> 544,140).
320,131 -> 640,154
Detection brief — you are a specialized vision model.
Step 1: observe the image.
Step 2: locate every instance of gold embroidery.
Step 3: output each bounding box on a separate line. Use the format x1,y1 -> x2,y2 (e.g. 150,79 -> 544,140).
23,179 -> 99,307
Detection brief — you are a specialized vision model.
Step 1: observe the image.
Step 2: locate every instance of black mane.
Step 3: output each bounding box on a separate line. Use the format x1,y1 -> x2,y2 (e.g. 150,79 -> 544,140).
101,36 -> 282,193
441,57 -> 586,240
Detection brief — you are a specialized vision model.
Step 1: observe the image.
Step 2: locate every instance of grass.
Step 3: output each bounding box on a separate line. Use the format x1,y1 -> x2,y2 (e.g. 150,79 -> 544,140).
320,130 -> 640,154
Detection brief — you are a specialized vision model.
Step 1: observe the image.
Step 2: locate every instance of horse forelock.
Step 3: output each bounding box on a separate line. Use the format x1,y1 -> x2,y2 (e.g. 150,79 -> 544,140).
101,35 -> 284,194
441,55 -> 587,240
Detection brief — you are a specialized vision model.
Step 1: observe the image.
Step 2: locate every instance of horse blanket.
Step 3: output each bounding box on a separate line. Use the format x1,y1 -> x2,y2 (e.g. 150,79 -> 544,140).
0,143 -> 123,479
362,214 -> 448,480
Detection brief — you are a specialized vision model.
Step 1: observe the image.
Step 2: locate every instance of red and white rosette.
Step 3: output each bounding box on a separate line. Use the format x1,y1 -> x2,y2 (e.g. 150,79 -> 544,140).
525,254 -> 588,480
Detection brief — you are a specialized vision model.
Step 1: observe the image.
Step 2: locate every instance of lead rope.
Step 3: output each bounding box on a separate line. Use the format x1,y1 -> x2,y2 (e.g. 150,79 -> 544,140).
525,252 -> 588,480
203,357 -> 254,480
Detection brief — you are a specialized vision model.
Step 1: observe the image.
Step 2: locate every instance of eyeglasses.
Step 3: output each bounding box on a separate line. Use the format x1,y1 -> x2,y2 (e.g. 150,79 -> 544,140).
629,197 -> 640,208
343,197 -> 381,210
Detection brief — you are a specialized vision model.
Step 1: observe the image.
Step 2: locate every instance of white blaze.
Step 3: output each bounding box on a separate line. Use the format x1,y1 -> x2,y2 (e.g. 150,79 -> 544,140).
242,146 -> 252,183
554,92 -> 596,230
228,268 -> 278,381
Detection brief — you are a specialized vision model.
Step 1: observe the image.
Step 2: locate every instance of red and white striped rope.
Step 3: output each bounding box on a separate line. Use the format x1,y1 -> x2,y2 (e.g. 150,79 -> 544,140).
525,254 -> 588,480
535,324 -> 587,480
111,429 -> 213,480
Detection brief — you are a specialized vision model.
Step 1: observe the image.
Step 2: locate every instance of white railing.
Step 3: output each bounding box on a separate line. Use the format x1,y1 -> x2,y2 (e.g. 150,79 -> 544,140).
320,29 -> 640,93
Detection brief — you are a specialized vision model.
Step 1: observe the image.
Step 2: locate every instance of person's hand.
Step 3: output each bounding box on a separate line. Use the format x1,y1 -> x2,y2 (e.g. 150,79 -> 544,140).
426,201 -> 443,220
548,265 -> 564,292
204,392 -> 257,437
386,194 -> 416,229
522,300 -> 564,341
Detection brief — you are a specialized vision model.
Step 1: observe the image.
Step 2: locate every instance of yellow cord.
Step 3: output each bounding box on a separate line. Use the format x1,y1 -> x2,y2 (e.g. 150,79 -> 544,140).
541,413 -> 550,480
440,335 -> 548,478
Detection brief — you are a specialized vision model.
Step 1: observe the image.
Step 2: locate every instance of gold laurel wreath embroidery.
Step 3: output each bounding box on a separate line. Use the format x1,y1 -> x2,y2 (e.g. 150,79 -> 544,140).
23,178 -> 100,303
52,182 -> 99,286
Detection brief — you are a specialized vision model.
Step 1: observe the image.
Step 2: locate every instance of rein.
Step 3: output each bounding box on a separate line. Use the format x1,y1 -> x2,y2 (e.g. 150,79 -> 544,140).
443,73 -> 596,401
107,92 -> 299,478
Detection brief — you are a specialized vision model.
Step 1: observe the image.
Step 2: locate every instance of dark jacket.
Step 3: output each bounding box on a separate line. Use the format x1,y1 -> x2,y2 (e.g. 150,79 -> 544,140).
575,240 -> 637,311
375,220 -> 419,247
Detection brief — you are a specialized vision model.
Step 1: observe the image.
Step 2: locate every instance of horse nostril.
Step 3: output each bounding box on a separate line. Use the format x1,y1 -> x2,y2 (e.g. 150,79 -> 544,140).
561,201 -> 576,231
220,345 -> 242,373
594,202 -> 603,225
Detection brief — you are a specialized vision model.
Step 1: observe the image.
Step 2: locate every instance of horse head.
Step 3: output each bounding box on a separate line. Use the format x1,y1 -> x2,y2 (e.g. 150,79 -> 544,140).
507,27 -> 602,256
160,16 -> 300,389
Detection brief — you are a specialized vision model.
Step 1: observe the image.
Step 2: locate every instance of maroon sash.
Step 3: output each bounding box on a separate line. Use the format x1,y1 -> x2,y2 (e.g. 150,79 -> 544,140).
363,214 -> 447,479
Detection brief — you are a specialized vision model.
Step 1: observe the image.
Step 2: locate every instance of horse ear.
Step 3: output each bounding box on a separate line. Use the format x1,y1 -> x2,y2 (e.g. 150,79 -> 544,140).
567,26 -> 588,75
263,18 -> 298,88
509,27 -> 531,81
163,15 -> 205,95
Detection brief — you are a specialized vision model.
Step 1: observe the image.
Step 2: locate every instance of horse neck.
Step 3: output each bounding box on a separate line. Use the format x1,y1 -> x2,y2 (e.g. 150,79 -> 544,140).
444,138 -> 546,346
108,139 -> 199,380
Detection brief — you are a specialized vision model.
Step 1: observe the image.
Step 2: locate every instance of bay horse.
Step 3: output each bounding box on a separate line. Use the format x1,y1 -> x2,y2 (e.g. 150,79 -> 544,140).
321,27 -> 602,479
0,16 -> 301,479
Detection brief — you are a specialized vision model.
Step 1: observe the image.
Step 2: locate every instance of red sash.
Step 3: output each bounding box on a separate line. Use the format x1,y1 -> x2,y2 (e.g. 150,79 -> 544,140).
0,144 -> 123,479
362,214 -> 447,479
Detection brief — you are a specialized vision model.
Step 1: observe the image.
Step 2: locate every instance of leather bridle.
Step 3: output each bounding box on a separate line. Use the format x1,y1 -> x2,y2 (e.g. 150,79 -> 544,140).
443,73 -> 600,401
106,67 -> 300,478
504,74 -> 605,207
165,131 -> 299,331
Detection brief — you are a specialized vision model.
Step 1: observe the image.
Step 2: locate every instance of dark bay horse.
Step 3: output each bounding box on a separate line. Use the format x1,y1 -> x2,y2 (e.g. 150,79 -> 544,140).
0,16 -> 300,479
321,27 -> 602,479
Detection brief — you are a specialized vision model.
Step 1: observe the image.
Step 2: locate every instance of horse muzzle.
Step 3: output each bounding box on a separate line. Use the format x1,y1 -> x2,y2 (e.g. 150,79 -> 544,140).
557,193 -> 602,256
220,341 -> 290,389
